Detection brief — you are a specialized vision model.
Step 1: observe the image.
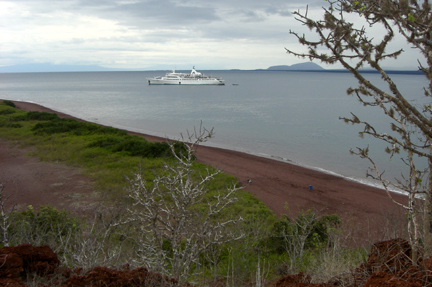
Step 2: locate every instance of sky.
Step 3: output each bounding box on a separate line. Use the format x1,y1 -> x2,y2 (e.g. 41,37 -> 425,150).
0,0 -> 424,71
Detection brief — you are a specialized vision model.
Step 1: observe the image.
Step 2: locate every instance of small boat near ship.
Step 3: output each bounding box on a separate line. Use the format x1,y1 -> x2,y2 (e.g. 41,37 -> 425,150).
147,67 -> 225,85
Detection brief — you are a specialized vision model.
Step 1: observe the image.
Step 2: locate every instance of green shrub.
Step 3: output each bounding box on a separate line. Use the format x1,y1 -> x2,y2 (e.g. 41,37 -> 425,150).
5,123 -> 22,128
262,211 -> 341,255
87,135 -> 189,158
27,111 -> 60,121
308,214 -> 341,247
10,111 -> 59,122
31,118 -> 127,136
0,109 -> 16,115
2,100 -> 16,108
0,119 -> 22,128
7,205 -> 81,247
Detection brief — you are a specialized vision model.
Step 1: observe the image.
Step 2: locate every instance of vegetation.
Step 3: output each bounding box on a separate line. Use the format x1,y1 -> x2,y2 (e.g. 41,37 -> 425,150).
2,100 -> 15,108
0,101 -> 370,285
8,205 -> 81,248
287,0 -> 432,262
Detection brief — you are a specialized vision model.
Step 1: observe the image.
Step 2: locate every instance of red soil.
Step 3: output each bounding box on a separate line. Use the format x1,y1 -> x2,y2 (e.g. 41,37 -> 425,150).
2,239 -> 429,286
0,244 -> 180,287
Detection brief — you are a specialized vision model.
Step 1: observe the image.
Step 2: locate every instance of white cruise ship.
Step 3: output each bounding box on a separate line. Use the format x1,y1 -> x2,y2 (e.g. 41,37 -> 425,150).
147,67 -> 225,85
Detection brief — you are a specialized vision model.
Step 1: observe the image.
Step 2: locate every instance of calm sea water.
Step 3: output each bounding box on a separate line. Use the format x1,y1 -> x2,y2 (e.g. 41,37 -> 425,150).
0,70 -> 428,187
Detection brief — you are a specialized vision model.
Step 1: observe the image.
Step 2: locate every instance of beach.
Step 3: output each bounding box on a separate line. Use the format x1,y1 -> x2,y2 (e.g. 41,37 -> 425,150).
1,100 -> 408,239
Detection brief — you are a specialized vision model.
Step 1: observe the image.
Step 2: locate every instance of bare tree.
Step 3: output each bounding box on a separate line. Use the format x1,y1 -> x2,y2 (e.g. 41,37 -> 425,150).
275,210 -> 323,273
286,0 -> 432,261
125,126 -> 244,283
0,183 -> 16,247
59,208 -> 126,269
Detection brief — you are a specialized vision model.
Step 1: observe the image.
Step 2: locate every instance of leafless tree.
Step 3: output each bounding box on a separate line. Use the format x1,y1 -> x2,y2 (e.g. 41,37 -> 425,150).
59,208 -> 126,269
286,0 -> 432,261
279,211 -> 319,272
125,126 -> 244,283
0,183 -> 16,247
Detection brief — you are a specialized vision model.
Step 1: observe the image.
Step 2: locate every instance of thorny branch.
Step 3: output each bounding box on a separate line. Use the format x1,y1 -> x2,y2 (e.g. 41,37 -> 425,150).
286,0 -> 432,261
125,125 -> 244,283
0,183 -> 17,247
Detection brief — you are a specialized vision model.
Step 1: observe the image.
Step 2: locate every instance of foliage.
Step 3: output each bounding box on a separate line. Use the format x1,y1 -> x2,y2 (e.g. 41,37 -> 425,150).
12,111 -> 60,122
0,102 -> 20,128
286,0 -> 432,261
2,100 -> 16,108
87,135 -> 188,158
265,212 -> 340,255
31,117 -> 127,136
6,205 -> 81,248
0,108 -> 15,116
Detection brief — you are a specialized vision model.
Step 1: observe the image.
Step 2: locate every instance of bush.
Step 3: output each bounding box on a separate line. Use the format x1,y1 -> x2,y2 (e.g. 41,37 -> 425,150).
2,100 -> 16,108
0,122 -> 22,128
6,205 -> 81,247
87,135 -> 183,158
10,111 -> 59,122
0,109 -> 16,115
31,118 -> 127,136
27,111 -> 60,121
0,105 -> 22,128
262,211 -> 341,255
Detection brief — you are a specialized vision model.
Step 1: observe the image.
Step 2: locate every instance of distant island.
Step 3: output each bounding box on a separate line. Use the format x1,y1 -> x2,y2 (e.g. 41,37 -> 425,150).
0,63 -> 120,73
263,62 -> 421,75
267,62 -> 325,71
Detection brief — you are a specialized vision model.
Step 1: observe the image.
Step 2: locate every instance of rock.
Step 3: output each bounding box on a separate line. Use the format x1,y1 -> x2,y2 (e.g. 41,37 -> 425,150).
0,253 -> 24,278
0,278 -> 27,287
274,272 -> 332,286
358,238 -> 427,286
64,266 -> 179,287
0,243 -> 60,286
366,238 -> 412,273
0,243 -> 60,277
363,270 -> 423,287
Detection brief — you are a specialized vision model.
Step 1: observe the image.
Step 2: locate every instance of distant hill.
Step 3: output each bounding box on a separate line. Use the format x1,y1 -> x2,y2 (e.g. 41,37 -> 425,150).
0,63 -> 121,73
267,62 -> 325,71
0,63 -> 222,73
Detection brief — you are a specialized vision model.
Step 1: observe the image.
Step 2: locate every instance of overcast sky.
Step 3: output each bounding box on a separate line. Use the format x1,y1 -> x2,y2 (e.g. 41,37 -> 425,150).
0,0 -> 423,70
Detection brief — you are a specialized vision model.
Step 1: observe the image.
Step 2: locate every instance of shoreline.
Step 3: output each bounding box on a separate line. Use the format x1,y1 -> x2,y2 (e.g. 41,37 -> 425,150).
18,100 -> 390,192
3,100 -> 408,231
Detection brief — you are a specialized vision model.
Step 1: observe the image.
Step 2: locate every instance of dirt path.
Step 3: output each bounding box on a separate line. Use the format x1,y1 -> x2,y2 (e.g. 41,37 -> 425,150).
0,141 -> 98,216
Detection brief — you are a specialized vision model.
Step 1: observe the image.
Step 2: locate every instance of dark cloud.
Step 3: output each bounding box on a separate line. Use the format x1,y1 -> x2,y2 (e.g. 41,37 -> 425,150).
74,0 -> 221,28
76,0 -> 313,28
239,10 -> 267,23
265,6 -> 294,17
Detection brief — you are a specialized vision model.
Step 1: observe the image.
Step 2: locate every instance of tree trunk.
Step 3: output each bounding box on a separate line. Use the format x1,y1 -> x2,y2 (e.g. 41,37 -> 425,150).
423,157 -> 432,257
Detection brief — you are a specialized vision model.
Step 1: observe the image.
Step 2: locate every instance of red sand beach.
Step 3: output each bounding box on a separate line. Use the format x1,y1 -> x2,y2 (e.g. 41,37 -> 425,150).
0,101 -> 408,240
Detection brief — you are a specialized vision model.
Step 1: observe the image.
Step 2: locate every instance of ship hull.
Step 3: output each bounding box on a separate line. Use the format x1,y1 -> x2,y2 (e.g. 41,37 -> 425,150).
147,78 -> 225,85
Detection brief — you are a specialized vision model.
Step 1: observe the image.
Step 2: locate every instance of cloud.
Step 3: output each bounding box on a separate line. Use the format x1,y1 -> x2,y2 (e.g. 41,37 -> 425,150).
0,0 -> 422,70
83,0 -> 221,28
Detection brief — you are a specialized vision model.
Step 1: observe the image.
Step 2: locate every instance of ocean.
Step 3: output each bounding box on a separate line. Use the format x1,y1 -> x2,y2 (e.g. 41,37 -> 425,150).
0,70 -> 428,188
